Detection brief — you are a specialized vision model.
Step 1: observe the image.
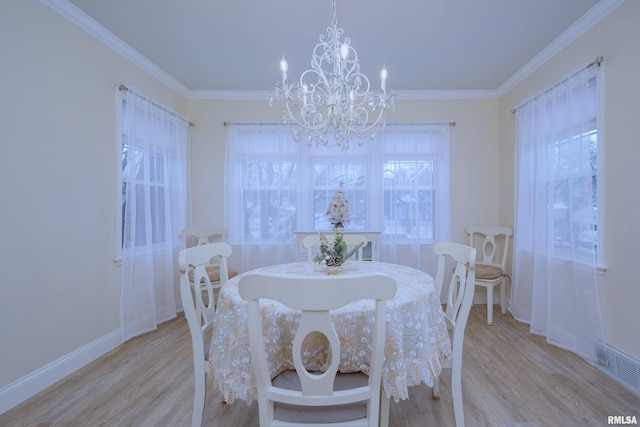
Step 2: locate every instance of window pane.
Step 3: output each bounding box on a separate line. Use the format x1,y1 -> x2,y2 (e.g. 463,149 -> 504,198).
243,160 -> 298,240
121,143 -> 169,247
383,159 -> 435,240
313,189 -> 366,230
150,185 -> 166,244
311,162 -> 366,230
149,150 -> 164,183
243,190 -> 297,240
550,129 -> 598,254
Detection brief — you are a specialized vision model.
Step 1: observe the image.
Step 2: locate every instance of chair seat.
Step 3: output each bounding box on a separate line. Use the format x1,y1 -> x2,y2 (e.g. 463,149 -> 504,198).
475,264 -> 503,280
272,370 -> 368,423
188,265 -> 238,284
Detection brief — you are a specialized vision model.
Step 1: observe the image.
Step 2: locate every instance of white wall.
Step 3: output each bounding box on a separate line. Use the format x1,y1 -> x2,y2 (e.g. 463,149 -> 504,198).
498,0 -> 640,360
0,0 -> 188,408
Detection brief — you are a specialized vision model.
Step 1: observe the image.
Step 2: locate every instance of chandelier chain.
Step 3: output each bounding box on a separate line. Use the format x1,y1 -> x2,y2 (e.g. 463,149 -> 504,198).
331,0 -> 337,29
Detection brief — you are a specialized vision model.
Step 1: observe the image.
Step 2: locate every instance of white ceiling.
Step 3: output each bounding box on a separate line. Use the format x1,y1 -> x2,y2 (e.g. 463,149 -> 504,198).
60,0 -> 614,96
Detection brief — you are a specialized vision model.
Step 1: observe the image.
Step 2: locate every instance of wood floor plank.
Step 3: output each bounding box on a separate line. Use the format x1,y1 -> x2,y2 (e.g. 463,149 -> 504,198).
1,306 -> 638,426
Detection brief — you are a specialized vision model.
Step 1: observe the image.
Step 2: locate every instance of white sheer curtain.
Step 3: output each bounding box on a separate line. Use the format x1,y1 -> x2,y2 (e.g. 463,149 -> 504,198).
119,87 -> 190,342
225,125 -> 299,272
511,64 -> 605,364
225,124 -> 450,273
377,125 -> 451,273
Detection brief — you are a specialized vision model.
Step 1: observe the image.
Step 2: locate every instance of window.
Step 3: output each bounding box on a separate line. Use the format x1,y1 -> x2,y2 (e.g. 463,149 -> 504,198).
511,63 -> 605,364
515,71 -> 601,263
544,74 -> 601,262
225,124 -> 451,270
117,86 -> 190,341
117,88 -> 189,256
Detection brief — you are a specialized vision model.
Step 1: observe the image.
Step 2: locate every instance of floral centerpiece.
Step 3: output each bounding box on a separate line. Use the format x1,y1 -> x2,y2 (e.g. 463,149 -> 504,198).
326,182 -> 350,230
313,230 -> 364,273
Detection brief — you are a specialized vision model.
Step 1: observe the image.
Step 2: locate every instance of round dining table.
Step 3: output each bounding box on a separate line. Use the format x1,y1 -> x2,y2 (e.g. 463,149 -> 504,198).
209,261 -> 451,405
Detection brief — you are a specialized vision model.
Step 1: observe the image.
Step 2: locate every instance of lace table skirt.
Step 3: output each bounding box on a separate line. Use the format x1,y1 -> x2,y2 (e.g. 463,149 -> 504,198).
210,261 -> 451,404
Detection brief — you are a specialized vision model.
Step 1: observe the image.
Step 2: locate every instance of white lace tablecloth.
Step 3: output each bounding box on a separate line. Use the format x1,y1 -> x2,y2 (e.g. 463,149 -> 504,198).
210,261 -> 451,404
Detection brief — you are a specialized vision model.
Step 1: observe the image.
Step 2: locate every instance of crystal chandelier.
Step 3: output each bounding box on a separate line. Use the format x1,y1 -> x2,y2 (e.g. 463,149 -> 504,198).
272,0 -> 395,151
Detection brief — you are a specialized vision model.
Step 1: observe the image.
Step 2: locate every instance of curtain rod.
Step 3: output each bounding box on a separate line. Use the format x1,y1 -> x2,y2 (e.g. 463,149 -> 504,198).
224,121 -> 455,127
119,84 -> 194,127
511,56 -> 603,115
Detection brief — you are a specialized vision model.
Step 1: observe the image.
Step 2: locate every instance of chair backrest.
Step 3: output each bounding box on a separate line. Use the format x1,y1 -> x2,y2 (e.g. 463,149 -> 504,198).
179,242 -> 232,427
466,225 -> 512,271
179,242 -> 232,346
179,227 -> 229,249
434,241 -> 476,332
239,272 -> 397,427
433,241 -> 476,427
302,233 -> 368,262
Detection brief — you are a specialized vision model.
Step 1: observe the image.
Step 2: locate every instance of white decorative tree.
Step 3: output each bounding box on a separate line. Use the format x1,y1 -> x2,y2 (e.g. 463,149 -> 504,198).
326,181 -> 351,230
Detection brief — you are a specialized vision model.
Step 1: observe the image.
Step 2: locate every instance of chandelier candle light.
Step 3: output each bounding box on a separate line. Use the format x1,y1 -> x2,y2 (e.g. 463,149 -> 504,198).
273,0 -> 395,151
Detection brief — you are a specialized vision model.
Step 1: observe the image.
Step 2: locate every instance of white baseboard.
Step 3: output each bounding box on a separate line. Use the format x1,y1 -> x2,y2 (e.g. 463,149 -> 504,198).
0,329 -> 121,415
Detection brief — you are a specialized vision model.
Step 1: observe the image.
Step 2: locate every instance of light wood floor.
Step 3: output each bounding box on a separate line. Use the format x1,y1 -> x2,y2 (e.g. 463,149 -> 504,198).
2,305 -> 638,427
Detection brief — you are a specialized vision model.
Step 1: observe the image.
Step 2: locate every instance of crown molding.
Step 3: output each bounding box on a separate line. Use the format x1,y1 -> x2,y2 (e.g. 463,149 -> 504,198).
42,0 -> 624,102
394,90 -> 498,100
40,0 -> 190,97
187,89 -> 498,101
188,90 -> 272,101
496,0 -> 625,97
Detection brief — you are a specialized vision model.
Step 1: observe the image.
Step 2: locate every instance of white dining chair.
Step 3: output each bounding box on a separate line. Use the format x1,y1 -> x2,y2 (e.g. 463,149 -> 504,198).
179,242 -> 233,427
179,227 -> 238,312
466,225 -> 512,325
302,233 -> 368,262
432,241 -> 476,427
238,271 -> 397,427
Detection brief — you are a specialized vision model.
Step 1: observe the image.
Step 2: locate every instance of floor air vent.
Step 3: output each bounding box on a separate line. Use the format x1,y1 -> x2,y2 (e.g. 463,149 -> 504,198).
597,345 -> 640,395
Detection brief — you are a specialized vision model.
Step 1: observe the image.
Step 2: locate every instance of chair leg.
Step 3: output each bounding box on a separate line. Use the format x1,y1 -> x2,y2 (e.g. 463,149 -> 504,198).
486,285 -> 494,325
431,377 -> 441,400
500,277 -> 507,315
191,364 -> 206,427
451,360 -> 465,427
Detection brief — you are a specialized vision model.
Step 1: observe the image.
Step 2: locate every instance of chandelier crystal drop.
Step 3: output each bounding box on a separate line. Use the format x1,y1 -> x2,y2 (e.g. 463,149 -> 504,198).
272,0 -> 395,151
